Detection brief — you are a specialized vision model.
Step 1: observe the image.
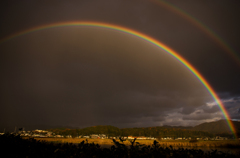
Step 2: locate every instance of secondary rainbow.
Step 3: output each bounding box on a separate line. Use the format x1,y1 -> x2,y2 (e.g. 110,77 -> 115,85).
0,21 -> 237,138
152,0 -> 240,67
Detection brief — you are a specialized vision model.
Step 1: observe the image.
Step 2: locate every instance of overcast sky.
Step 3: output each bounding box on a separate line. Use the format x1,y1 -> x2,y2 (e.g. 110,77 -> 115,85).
0,0 -> 240,131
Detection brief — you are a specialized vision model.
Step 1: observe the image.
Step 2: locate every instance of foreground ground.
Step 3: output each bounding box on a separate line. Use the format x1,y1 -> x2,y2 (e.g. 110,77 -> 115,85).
31,137 -> 240,148
2,134 -> 240,158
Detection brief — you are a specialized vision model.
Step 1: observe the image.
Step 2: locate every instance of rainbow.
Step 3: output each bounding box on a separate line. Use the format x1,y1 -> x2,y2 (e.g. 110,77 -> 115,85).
0,21 -> 237,138
151,0 -> 240,67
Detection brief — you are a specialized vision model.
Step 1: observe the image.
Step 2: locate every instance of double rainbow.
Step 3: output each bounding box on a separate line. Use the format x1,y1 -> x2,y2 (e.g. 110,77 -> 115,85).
151,0 -> 240,67
0,21 -> 237,138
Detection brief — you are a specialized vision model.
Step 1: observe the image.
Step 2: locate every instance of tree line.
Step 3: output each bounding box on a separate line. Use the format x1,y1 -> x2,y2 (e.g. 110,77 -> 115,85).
48,125 -> 215,138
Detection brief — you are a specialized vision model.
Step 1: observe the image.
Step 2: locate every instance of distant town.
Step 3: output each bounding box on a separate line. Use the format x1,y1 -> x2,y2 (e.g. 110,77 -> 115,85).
0,128 -> 230,141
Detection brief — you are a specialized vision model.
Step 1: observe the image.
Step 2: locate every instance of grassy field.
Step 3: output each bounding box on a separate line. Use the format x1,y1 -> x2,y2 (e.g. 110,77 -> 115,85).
26,137 -> 240,148
3,134 -> 240,157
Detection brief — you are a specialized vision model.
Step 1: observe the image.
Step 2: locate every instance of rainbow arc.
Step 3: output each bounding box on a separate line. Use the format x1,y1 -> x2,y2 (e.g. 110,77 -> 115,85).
0,21 -> 237,138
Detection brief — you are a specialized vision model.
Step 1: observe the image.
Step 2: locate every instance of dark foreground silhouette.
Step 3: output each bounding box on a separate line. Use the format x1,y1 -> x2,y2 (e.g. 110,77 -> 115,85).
0,134 -> 239,158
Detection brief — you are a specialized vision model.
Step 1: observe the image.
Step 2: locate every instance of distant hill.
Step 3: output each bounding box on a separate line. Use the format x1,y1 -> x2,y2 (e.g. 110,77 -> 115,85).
2,120 -> 239,137
192,120 -> 240,134
162,125 -> 193,130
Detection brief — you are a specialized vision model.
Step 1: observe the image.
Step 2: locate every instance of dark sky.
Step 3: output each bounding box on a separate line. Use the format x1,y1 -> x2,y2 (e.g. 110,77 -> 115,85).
0,0 -> 240,131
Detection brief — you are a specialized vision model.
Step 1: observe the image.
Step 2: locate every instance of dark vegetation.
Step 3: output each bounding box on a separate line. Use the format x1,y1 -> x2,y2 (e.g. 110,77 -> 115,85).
48,125 -> 216,138
1,133 -> 239,158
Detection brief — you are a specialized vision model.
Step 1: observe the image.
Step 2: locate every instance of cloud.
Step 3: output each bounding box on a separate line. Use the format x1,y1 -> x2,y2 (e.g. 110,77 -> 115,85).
182,109 -> 222,121
204,96 -> 240,120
